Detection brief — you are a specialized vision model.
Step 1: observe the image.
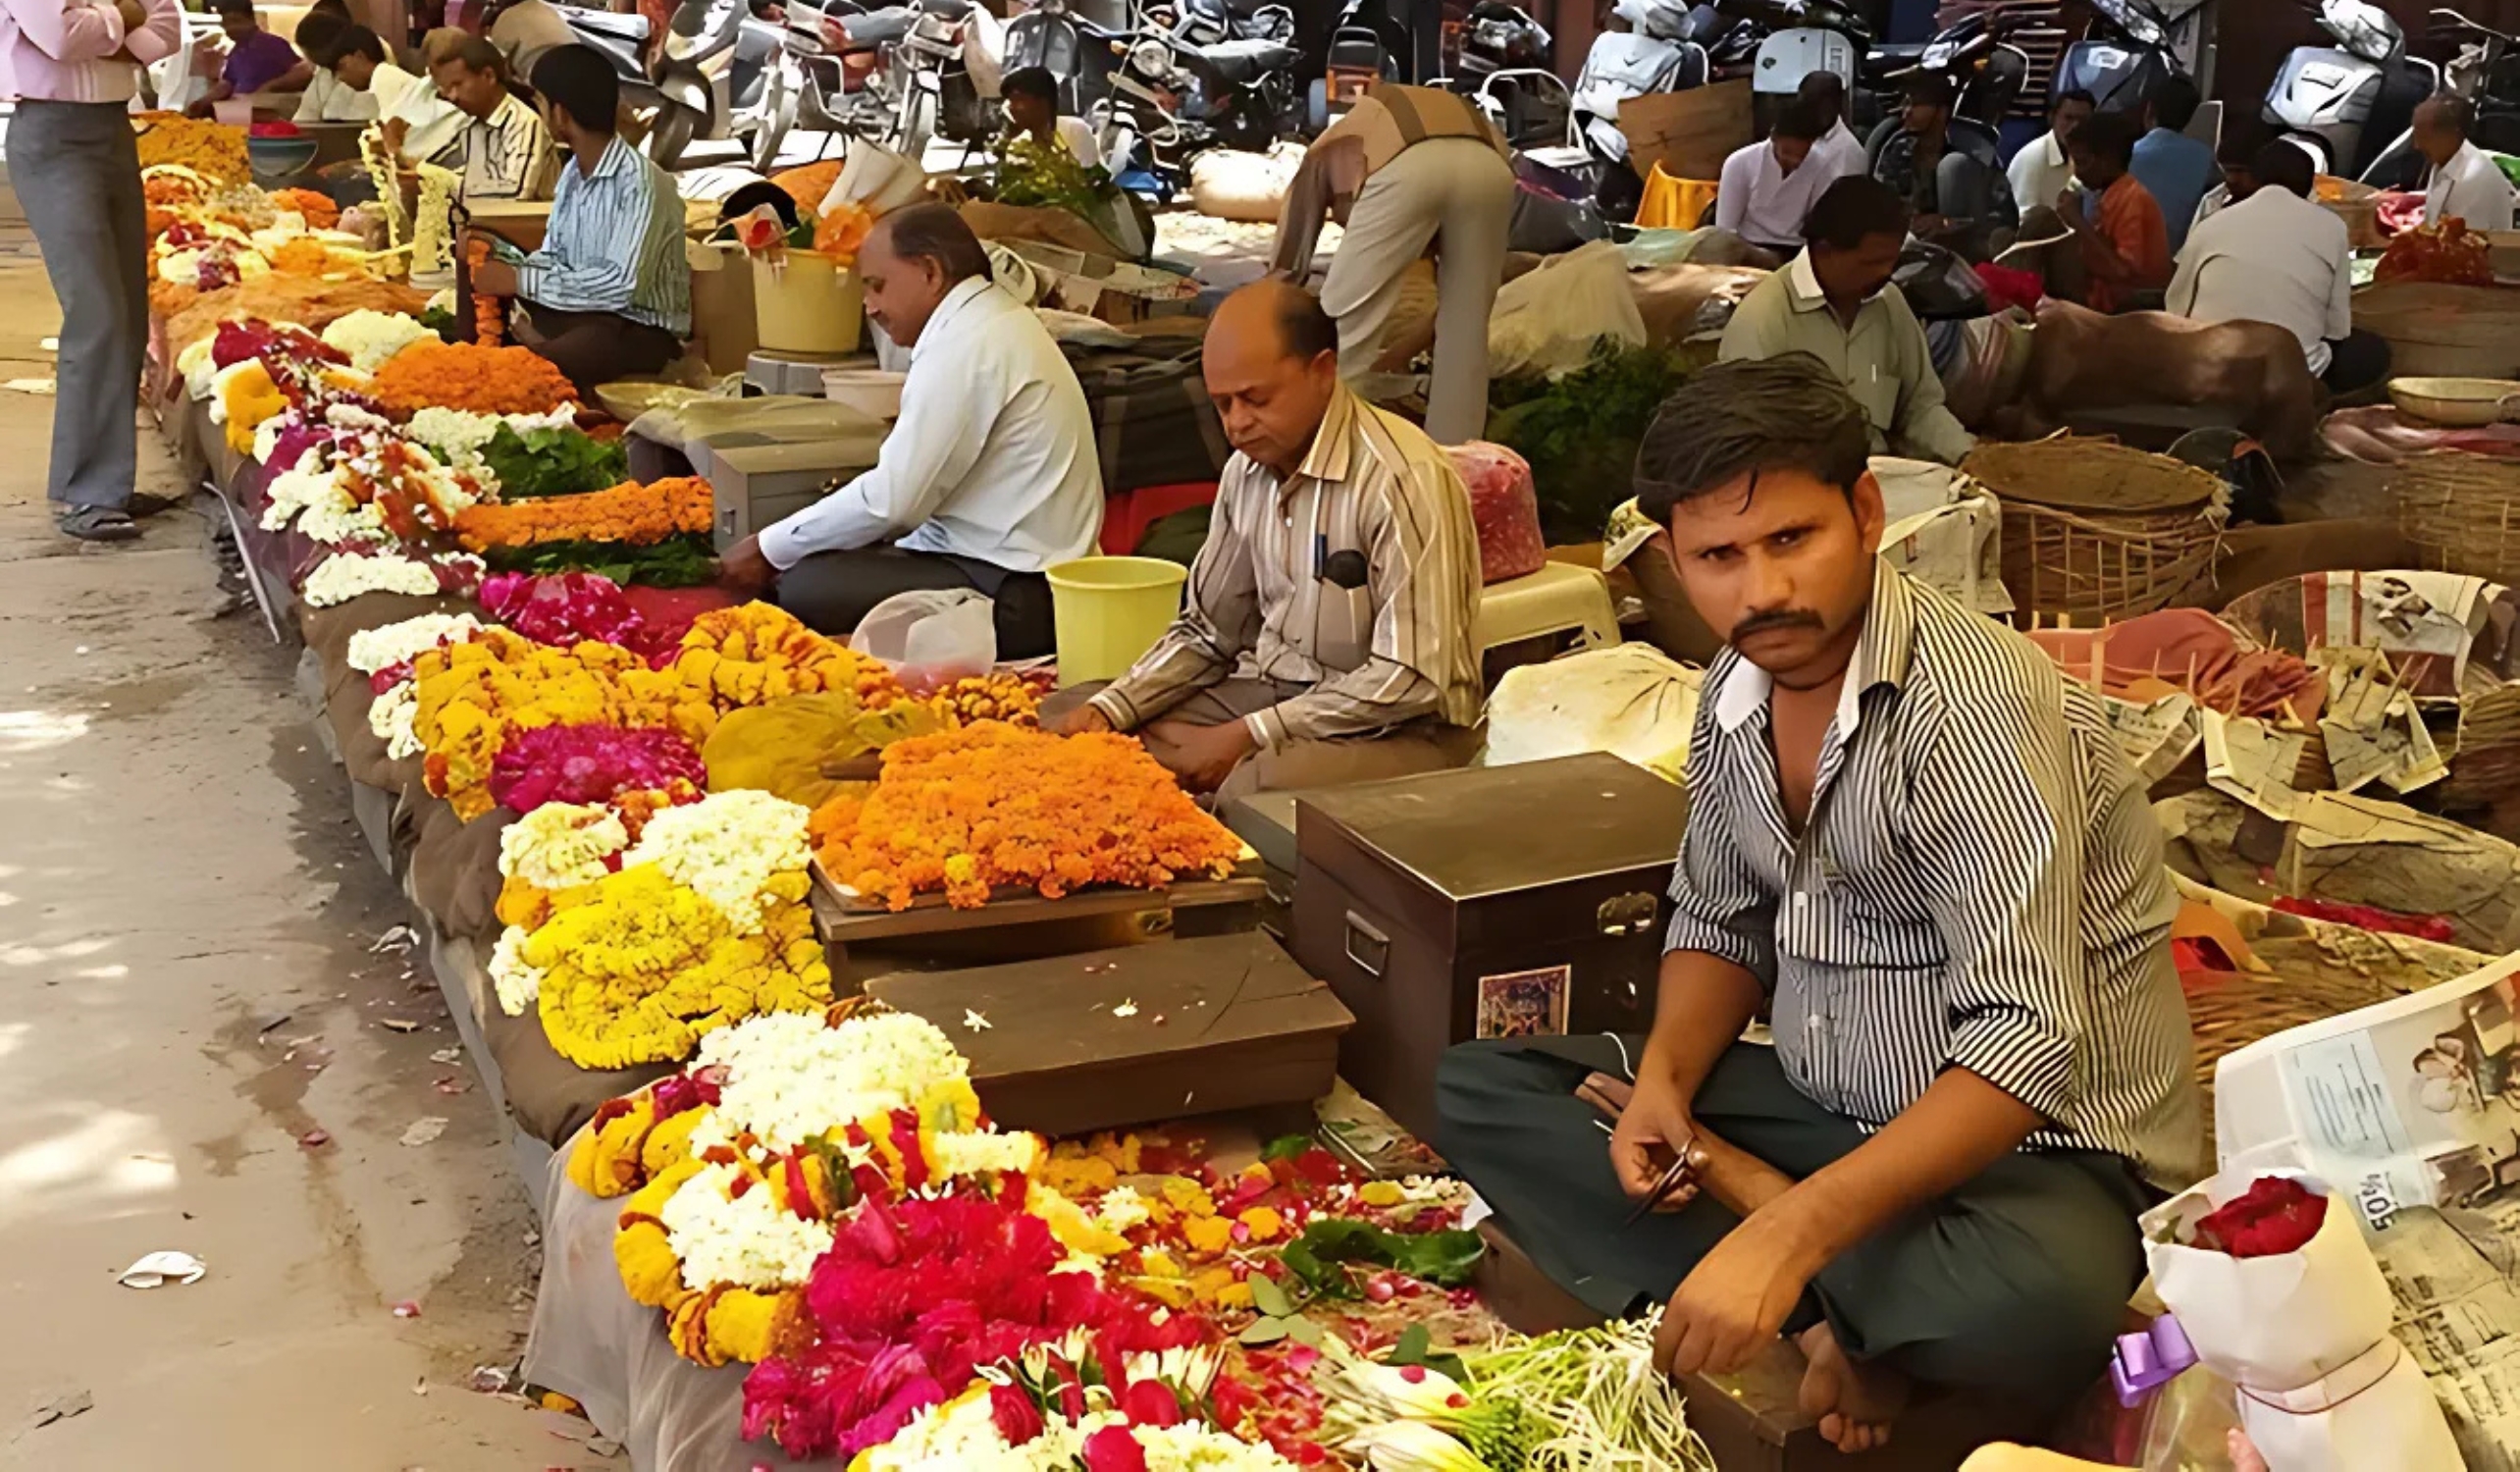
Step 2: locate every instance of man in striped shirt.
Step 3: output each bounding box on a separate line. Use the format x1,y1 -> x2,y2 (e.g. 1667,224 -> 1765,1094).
466,44 -> 688,397
1438,355 -> 2202,1450
1048,279 -> 1484,802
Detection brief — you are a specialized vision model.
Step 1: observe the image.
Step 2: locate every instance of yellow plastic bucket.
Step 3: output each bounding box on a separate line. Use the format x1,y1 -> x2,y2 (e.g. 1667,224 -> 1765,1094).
1046,556 -> 1188,687
749,249 -> 866,355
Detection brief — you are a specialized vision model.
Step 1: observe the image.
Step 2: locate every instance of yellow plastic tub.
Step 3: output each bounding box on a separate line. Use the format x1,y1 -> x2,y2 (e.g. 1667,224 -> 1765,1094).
1046,556 -> 1188,687
749,250 -> 865,355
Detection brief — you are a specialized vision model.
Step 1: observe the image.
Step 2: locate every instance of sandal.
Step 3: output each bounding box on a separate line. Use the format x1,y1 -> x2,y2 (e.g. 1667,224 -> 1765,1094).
57,505 -> 139,543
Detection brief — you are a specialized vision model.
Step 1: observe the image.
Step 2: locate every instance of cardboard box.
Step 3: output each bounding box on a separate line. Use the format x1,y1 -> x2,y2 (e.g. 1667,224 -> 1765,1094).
1617,79 -> 1754,186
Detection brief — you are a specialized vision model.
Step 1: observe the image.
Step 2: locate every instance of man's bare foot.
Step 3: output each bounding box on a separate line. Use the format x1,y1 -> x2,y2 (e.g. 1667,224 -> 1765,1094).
1797,1321 -> 1909,1454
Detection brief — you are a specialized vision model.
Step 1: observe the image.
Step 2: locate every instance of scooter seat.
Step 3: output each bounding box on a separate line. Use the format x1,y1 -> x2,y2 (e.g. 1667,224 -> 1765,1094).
1190,36 -> 1299,83
572,11 -> 651,42
836,8 -> 913,45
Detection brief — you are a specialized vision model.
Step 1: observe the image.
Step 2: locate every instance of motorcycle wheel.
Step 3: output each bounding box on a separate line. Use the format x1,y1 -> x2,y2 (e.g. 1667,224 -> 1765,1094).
651,105 -> 699,170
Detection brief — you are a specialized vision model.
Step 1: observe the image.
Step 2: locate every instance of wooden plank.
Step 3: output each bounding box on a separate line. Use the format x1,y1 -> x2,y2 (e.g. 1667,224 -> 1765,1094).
1616,79 -> 1755,185
811,858 -> 1267,940
866,932 -> 1351,1137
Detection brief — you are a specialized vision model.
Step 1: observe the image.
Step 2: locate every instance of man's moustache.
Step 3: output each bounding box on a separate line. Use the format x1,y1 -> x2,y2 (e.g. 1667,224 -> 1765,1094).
1731,609 -> 1823,642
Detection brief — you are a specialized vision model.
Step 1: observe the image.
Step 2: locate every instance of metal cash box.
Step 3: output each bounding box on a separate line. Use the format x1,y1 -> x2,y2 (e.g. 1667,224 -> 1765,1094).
1289,753 -> 1689,1141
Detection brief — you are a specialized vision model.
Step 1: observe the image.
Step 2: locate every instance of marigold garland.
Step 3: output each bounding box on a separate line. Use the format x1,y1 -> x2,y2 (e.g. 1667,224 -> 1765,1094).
453,476 -> 713,553
368,339 -> 579,418
529,863 -> 832,1069
809,725 -> 1244,910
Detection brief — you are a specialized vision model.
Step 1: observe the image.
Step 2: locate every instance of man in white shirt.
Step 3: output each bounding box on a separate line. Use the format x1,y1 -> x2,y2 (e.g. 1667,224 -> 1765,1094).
1715,97 -> 1838,256
2170,141 -> 2389,393
718,204 -> 1103,656
294,25 -> 412,124
2007,87 -> 2092,221
2417,94 -> 2515,232
1798,72 -> 1866,184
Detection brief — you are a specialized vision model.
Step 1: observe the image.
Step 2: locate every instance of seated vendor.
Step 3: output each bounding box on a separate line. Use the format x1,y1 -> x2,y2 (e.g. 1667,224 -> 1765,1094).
2171,141 -> 2389,395
1713,96 -> 1840,257
432,34 -> 557,201
1045,279 -> 1484,803
294,24 -> 416,124
380,26 -> 471,169
1000,64 -> 1099,168
716,204 -> 1103,658
187,0 -> 313,117
463,45 -> 690,398
1870,73 -> 2014,261
1719,176 -> 1975,465
1436,354 -> 2204,1454
2051,111 -> 2171,314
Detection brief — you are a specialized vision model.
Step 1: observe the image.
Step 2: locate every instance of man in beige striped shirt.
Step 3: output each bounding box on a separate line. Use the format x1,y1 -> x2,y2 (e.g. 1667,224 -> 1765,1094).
1052,280 -> 1484,803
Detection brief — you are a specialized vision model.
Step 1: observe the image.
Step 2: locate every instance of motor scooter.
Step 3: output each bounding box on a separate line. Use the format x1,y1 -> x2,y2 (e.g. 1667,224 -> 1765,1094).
2352,6 -> 2519,187
2052,0 -> 2180,116
2263,0 -> 2439,180
1442,0 -> 1570,148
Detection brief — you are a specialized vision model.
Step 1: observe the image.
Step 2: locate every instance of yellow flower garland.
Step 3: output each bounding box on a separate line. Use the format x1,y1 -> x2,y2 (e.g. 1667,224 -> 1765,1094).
529,865 -> 831,1070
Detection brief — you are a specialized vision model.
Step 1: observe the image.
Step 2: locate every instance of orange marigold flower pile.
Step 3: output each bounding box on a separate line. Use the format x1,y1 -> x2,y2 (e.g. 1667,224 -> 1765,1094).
454,477 -> 713,552
808,723 -> 1242,911
369,340 -> 579,418
271,187 -> 341,230
268,236 -> 334,277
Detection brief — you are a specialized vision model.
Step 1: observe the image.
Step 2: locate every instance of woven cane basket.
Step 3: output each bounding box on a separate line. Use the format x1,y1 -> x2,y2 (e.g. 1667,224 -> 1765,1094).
1963,437 -> 2228,625
2395,448 -> 2520,582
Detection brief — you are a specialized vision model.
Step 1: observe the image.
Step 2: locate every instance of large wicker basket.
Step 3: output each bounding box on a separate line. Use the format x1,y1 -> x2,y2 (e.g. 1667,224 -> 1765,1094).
2395,448 -> 2520,582
1963,437 -> 2229,625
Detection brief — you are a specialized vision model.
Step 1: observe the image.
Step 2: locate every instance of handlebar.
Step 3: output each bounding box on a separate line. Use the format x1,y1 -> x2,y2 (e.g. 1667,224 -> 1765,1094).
2432,6 -> 2516,42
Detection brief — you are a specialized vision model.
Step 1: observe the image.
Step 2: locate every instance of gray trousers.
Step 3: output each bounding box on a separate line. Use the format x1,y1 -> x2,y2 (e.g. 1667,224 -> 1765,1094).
8,101 -> 149,511
1435,1036 -> 2150,1414
1322,137 -> 1516,447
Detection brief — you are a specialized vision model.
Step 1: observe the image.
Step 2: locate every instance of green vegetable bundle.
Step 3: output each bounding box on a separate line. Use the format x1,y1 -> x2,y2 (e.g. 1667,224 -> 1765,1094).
484,532 -> 714,588
480,424 -> 630,501
1487,342 -> 1703,545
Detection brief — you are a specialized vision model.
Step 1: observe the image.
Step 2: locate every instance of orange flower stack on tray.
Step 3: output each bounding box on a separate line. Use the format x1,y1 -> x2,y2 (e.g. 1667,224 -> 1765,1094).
675,604 -> 903,712
466,237 -> 503,344
454,477 -> 713,552
270,186 -> 340,230
808,723 -> 1243,910
368,339 -> 578,417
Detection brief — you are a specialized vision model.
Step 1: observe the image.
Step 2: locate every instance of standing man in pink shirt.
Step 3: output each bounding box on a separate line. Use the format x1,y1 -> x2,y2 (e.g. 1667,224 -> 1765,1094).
0,0 -> 182,541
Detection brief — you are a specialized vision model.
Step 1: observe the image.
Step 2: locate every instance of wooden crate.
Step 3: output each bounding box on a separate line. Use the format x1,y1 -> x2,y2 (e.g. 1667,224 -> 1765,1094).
809,860 -> 1268,984
865,931 -> 1350,1138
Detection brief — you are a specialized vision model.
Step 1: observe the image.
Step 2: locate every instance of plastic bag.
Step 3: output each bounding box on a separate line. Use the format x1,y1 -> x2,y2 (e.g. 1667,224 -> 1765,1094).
1188,144 -> 1306,224
1488,239 -> 1648,381
1484,643 -> 1702,782
1446,442 -> 1546,584
848,588 -> 996,688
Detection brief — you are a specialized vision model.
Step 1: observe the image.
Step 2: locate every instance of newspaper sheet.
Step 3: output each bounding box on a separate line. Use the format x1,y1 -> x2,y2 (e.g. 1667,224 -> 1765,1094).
2217,950 -> 2520,1469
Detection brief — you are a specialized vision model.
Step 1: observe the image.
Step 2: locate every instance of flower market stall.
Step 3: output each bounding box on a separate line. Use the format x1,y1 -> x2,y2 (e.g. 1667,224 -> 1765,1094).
137,145 -> 1759,1472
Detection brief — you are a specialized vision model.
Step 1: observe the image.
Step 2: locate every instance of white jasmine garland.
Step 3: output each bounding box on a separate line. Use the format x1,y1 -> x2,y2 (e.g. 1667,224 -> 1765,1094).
318,309 -> 434,373
691,1010 -> 968,1151
178,338 -> 219,400
489,924 -> 546,1016
657,1161 -> 836,1292
925,1130 -> 1045,1183
367,680 -> 421,758
299,552 -> 442,607
621,789 -> 813,931
497,802 -> 630,887
260,460 -> 357,533
348,613 -> 483,675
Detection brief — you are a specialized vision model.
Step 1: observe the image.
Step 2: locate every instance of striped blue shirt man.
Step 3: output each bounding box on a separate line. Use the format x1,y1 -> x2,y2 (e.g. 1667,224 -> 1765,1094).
514,134 -> 691,336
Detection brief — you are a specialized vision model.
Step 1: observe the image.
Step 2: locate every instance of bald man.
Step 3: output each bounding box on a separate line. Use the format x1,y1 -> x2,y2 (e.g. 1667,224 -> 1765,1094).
1046,281 -> 1484,802
2416,94 -> 2515,232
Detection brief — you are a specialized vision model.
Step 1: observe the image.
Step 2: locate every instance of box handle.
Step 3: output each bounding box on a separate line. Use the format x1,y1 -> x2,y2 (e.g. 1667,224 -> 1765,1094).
1343,910 -> 1390,978
1597,891 -> 1659,937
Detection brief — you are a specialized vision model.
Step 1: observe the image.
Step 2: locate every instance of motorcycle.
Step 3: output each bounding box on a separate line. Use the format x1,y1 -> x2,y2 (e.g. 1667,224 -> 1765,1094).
885,0 -> 1006,162
2263,0 -> 2440,180
2353,7 -> 2520,187
756,0 -> 903,171
1095,6 -> 1301,198
645,0 -> 785,169
2052,0 -> 2180,116
1442,0 -> 1571,149
1309,0 -> 1409,132
1003,0 -> 1127,118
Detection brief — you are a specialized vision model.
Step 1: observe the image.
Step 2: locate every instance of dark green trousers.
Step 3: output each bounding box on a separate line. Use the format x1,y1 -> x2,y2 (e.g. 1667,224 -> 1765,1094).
1434,1037 -> 2150,1414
